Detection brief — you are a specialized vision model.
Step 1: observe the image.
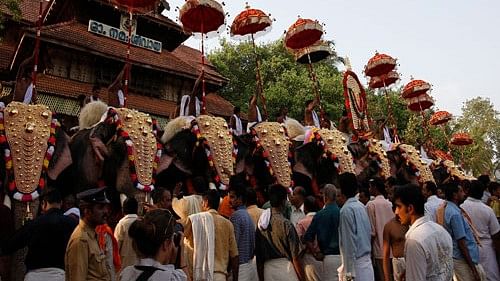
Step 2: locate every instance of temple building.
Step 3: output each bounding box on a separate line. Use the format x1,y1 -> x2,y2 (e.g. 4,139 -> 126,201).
0,0 -> 233,129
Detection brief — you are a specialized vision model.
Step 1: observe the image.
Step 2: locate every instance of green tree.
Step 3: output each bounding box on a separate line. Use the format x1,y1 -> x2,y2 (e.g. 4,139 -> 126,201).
208,39 -> 345,122
0,0 -> 22,30
452,97 -> 500,176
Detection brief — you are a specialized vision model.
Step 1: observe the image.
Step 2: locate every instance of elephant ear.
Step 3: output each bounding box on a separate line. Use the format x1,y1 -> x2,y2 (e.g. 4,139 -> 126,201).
161,116 -> 194,144
47,127 -> 72,180
78,101 -> 108,130
284,118 -> 305,141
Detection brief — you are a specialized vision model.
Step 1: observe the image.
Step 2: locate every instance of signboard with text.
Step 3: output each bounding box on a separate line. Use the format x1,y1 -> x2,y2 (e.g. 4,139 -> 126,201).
88,20 -> 162,53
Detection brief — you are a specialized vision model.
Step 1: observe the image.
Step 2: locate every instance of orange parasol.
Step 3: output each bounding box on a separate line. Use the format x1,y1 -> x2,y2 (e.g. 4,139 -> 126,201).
402,79 -> 431,99
368,71 -> 399,89
429,111 -> 452,126
230,4 -> 272,118
364,52 -> 397,78
450,132 -> 473,146
406,93 -> 434,112
294,40 -> 332,64
365,52 -> 400,143
432,149 -> 453,161
179,0 -> 225,114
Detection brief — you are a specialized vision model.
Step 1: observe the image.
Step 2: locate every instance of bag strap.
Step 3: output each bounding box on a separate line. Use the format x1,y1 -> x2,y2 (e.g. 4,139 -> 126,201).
134,265 -> 164,281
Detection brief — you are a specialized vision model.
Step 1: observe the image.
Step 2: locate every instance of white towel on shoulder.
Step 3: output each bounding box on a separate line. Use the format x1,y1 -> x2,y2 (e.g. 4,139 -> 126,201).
189,212 -> 215,281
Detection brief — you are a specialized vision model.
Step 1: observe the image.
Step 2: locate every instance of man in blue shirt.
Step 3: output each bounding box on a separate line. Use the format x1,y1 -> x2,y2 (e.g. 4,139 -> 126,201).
229,178 -> 257,281
338,173 -> 374,281
304,184 -> 341,280
440,182 -> 486,281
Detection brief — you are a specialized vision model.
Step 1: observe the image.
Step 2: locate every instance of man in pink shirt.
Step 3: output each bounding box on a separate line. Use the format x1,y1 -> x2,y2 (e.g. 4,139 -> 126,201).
366,178 -> 395,281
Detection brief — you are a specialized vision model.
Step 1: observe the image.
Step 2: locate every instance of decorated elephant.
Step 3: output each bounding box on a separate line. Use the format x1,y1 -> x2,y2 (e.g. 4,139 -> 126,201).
158,115 -> 235,191
71,102 -> 181,218
0,101 -> 72,279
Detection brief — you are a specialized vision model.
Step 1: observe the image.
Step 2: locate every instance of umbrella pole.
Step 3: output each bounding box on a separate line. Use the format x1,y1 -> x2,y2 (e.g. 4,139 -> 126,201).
30,0 -> 44,104
251,33 -> 267,119
382,79 -> 398,142
439,124 -> 451,152
418,98 -> 433,152
201,23 -> 206,114
306,50 -> 321,104
123,9 -> 133,108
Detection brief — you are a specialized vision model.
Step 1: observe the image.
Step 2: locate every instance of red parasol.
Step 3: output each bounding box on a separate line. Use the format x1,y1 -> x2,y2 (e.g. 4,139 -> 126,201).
110,0 -> 158,13
179,0 -> 225,114
285,18 -> 323,50
406,93 -> 434,112
230,6 -> 272,37
364,52 -> 400,143
364,52 -> 397,78
402,79 -> 431,99
368,71 -> 399,89
450,132 -> 473,146
429,111 -> 452,126
230,4 -> 272,119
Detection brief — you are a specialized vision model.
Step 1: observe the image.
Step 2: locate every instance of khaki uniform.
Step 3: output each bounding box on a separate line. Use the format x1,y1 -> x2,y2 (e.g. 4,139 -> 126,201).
65,220 -> 111,281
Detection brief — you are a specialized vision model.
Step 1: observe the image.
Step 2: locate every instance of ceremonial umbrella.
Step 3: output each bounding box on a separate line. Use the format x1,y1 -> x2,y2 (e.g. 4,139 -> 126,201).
365,52 -> 400,142
109,0 -> 158,107
285,18 -> 325,124
429,110 -> 453,151
230,4 -> 272,118
450,132 -> 474,165
429,111 -> 452,126
179,0 -> 225,114
450,132 -> 473,146
402,79 -> 431,99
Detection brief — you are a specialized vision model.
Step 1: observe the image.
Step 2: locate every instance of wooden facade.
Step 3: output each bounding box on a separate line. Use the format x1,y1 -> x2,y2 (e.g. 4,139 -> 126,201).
0,0 -> 231,129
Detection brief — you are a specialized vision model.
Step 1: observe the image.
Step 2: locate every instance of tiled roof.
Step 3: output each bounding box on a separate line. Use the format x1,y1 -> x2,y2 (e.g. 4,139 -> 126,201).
0,42 -> 16,70
28,21 -> 225,85
205,93 -> 233,118
36,74 -> 176,116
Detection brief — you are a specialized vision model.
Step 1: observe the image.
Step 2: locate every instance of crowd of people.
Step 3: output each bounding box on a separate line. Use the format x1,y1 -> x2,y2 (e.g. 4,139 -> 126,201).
0,173 -> 499,281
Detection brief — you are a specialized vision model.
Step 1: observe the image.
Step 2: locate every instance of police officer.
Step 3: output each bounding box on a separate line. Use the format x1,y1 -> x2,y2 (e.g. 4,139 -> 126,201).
65,187 -> 111,281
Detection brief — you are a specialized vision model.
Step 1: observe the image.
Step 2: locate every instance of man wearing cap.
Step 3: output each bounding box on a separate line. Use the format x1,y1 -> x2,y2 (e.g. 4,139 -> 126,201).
65,187 -> 112,281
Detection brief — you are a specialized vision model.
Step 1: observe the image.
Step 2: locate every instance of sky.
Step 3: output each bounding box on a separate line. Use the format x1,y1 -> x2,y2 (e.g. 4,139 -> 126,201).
164,0 -> 500,116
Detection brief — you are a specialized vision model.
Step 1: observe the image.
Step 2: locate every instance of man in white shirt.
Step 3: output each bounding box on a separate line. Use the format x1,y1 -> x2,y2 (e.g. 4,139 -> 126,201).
114,197 -> 139,269
230,106 -> 243,136
289,186 -> 306,227
461,180 -> 500,281
394,184 -> 453,281
366,178 -> 394,281
423,181 -> 444,222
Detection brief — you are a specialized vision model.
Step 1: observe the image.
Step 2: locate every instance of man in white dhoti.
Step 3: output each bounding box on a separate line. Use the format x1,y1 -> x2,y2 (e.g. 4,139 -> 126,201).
230,107 -> 243,136
461,180 -> 500,281
184,190 -> 239,281
255,184 -> 305,281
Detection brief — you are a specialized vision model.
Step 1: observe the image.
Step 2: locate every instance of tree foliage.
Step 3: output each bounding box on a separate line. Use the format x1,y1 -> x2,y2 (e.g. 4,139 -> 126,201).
209,39 -> 345,122
0,0 -> 22,30
451,97 -> 500,176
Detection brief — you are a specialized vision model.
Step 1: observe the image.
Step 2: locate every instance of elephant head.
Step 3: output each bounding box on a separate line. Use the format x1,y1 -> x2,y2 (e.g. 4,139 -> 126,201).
0,101 -> 72,227
388,144 -> 435,185
72,103 -> 168,208
431,159 -> 473,186
160,115 -> 234,189
347,138 -> 391,184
